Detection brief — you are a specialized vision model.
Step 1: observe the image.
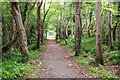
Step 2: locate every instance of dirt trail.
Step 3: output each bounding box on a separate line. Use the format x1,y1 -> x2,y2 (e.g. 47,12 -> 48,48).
30,40 -> 92,78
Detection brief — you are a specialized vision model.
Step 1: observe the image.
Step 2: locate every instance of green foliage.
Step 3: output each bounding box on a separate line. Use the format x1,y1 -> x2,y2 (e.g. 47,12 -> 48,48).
102,44 -> 109,51
89,65 -> 117,78
67,36 -> 75,48
56,39 -> 61,43
2,43 -> 43,78
28,41 -> 45,51
112,41 -> 119,50
82,37 -> 96,54
82,37 -> 109,54
60,40 -> 66,46
28,43 -> 36,50
2,61 -> 30,78
29,50 -> 42,61
109,51 -> 120,65
76,54 -> 89,65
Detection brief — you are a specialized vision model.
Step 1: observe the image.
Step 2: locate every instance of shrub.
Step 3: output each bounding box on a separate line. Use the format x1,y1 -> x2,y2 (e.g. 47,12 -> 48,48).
2,46 -> 42,78
60,40 -> 66,46
89,65 -> 117,78
56,39 -> 61,43
2,61 -> 31,78
109,51 -> 120,65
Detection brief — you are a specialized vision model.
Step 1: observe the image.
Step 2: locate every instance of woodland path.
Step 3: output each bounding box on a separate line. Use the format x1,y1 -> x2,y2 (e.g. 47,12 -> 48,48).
30,40 -> 93,78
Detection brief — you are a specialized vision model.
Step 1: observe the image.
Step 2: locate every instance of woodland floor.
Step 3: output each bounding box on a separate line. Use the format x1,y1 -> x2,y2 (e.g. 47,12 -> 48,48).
27,40 -> 95,78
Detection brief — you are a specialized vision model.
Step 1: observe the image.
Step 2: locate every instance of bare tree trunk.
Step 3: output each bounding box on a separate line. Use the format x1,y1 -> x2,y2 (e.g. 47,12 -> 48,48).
26,22 -> 31,45
36,2 -> 42,48
10,12 -> 16,41
108,0 -> 113,50
113,24 -> 117,41
2,16 -> 10,45
56,16 -> 59,40
64,2 -> 67,39
71,3 -> 74,36
11,2 -> 29,58
88,10 -> 93,37
60,9 -> 63,40
41,1 -> 51,43
95,1 -> 104,65
118,2 -> 120,50
75,1 -> 82,56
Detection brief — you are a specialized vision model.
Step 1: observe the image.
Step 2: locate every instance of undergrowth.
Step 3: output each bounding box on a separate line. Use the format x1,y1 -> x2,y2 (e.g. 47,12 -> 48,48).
56,36 -> 119,78
2,40 -> 47,78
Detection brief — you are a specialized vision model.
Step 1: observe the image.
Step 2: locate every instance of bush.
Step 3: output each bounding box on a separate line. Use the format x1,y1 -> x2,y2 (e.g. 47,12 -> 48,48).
28,43 -> 36,50
60,40 -> 66,46
109,51 -> 120,65
2,46 -> 43,78
81,37 -> 96,54
67,36 -> 75,48
89,65 -> 117,78
2,61 -> 31,78
56,39 -> 61,43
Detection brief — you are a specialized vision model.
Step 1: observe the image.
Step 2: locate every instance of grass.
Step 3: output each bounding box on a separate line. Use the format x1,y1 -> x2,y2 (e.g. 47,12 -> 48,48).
2,40 -> 47,78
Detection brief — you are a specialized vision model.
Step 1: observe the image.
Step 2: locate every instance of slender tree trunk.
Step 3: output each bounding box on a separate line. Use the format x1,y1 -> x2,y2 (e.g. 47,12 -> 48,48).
88,10 -> 93,37
11,2 -> 29,58
26,22 -> 31,45
2,16 -> 10,45
75,1 -> 82,56
22,2 -> 29,25
0,4 -> 2,58
56,16 -> 59,40
118,2 -> 120,50
95,1 -> 104,65
64,2 -> 67,39
36,2 -> 42,48
117,2 -> 120,75
71,4 -> 74,36
60,10 -> 63,40
102,16 -> 106,44
85,15 -> 88,33
108,0 -> 113,50
113,23 -> 117,41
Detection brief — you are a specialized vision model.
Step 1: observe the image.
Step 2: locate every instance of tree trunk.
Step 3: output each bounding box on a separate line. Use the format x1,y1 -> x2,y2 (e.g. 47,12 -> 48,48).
2,16 -> 10,45
113,23 -> 117,41
11,2 -> 29,58
56,17 -> 59,40
108,0 -> 113,50
60,10 -> 63,40
71,3 -> 74,36
95,1 -> 104,65
26,22 -> 31,45
10,12 -> 16,41
75,1 -> 82,56
22,2 -> 29,25
36,2 -> 42,48
64,2 -> 67,39
118,2 -> 120,50
88,10 -> 93,37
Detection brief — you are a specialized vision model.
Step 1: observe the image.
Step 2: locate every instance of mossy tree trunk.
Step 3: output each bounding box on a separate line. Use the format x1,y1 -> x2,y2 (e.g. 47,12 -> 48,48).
75,1 -> 82,56
11,2 -> 29,58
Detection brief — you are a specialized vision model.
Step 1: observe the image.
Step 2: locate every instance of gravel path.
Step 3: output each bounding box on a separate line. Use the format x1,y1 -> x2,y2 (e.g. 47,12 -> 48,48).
30,40 -> 92,78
